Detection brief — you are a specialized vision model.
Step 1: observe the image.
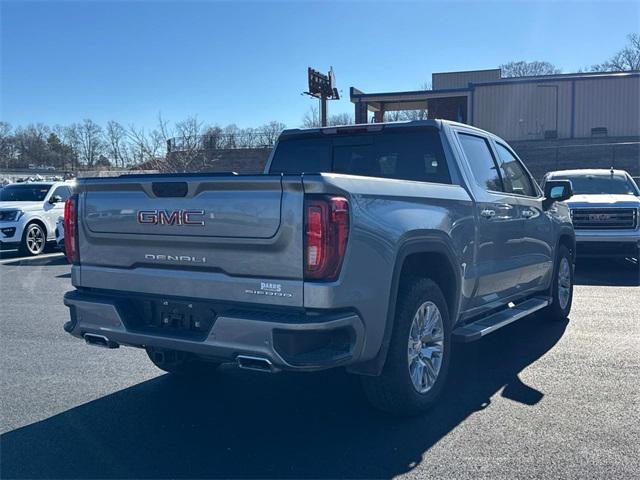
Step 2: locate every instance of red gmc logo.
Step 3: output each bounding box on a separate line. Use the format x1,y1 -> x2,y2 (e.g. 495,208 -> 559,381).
137,209 -> 205,226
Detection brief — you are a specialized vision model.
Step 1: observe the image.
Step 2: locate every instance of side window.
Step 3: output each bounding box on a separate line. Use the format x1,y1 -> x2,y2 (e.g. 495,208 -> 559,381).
52,186 -> 71,201
458,133 -> 503,192
494,143 -> 536,197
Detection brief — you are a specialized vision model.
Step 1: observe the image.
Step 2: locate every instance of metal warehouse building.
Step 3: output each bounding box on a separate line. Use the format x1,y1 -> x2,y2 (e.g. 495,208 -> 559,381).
350,69 -> 640,142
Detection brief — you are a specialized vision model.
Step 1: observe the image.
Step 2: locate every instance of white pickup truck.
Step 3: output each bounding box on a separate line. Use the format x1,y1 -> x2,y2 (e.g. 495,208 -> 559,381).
542,169 -> 640,263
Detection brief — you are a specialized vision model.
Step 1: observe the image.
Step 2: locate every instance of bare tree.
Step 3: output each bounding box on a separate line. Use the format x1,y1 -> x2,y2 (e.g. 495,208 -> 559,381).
328,112 -> 353,126
127,125 -> 155,165
13,124 -> 51,167
106,121 -> 128,168
0,122 -> 13,169
223,124 -> 240,148
156,112 -> 173,146
237,127 -> 258,148
591,33 -> 640,71
201,125 -> 224,149
384,82 -> 430,122
76,119 -> 104,167
174,116 -> 203,151
302,105 -> 320,128
500,61 -> 561,77
302,106 -> 353,127
147,129 -> 164,160
261,121 -> 286,146
61,124 -> 82,170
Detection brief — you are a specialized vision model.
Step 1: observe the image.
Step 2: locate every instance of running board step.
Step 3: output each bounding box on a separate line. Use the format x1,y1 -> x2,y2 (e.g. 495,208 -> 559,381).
452,297 -> 551,343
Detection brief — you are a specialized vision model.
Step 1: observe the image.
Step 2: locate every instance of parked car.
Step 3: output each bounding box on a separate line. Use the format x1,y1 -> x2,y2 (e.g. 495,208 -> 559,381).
0,181 -> 73,255
542,169 -> 640,262
63,120 -> 574,414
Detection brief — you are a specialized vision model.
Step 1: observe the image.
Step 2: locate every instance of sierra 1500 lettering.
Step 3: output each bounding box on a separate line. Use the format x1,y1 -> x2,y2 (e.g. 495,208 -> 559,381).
63,120 -> 576,415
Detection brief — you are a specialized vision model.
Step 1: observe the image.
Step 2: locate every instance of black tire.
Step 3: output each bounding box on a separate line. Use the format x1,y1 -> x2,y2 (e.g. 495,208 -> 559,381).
544,244 -> 574,321
146,347 -> 220,376
361,277 -> 451,415
20,222 -> 47,256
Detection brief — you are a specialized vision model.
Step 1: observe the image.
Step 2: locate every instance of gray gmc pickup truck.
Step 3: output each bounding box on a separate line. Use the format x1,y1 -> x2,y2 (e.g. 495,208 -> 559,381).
63,120 -> 575,414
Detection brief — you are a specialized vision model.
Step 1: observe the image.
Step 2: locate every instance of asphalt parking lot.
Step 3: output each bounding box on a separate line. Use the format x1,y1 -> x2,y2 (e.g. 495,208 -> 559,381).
0,252 -> 638,479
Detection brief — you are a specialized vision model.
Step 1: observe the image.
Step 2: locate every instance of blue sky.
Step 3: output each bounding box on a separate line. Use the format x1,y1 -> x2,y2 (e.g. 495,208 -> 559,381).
1,0 -> 638,131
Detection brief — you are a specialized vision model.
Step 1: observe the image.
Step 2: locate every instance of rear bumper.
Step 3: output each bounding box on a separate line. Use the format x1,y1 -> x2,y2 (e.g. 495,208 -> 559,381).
63,290 -> 365,371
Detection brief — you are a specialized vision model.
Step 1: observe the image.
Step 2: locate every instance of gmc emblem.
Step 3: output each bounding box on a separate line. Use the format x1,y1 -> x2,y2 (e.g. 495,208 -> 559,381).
137,209 -> 205,226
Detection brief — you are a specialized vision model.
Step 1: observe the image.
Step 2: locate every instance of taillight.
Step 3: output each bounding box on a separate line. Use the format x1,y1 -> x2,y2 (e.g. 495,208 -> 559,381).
63,195 -> 79,264
305,196 -> 349,281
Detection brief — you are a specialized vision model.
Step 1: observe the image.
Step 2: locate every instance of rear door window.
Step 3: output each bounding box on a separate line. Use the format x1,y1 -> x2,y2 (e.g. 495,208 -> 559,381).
51,186 -> 72,201
458,133 -> 504,192
494,143 -> 536,197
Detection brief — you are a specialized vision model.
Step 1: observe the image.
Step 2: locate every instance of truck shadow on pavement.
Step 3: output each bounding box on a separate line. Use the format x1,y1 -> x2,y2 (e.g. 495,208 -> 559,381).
1,314 -> 567,479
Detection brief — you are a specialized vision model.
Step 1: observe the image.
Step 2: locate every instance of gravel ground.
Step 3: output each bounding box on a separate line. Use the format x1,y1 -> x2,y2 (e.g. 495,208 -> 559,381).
1,253 -> 638,479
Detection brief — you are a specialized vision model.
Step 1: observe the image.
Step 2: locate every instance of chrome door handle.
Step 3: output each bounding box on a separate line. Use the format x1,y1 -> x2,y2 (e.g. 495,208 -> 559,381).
480,209 -> 496,218
522,210 -> 535,218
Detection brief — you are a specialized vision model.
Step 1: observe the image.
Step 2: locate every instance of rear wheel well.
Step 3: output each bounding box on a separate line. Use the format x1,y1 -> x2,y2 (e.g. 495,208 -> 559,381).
399,252 -> 457,322
347,248 -> 460,377
24,219 -> 48,238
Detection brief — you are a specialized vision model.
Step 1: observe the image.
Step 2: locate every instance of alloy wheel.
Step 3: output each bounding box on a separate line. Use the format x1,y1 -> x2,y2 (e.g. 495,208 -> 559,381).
558,256 -> 571,310
407,301 -> 445,394
26,225 -> 45,255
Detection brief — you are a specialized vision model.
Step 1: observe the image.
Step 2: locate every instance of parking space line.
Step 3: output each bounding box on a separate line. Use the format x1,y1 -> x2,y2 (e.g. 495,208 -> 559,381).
0,252 -> 65,265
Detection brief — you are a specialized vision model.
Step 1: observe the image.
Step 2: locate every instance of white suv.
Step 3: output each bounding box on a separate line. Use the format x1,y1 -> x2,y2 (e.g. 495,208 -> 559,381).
0,181 -> 73,255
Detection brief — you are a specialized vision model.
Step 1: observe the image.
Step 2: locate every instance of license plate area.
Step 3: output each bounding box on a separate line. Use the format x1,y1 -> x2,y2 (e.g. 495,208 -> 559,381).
119,297 -> 217,341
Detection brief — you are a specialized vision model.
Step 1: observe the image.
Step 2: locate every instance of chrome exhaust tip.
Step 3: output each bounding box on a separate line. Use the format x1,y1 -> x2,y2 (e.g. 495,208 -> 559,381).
236,355 -> 275,373
84,333 -> 119,349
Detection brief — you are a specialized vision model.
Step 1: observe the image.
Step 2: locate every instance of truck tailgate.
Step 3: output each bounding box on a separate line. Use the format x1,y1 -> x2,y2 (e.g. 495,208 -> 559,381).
75,174 -> 305,306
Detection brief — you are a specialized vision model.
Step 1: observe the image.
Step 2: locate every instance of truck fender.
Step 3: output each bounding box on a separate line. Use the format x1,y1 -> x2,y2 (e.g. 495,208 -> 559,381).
347,233 -> 461,376
555,226 -> 576,260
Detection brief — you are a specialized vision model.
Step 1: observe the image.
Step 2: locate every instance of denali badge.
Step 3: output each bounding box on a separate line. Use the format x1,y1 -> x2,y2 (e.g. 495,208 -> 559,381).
137,209 -> 205,226
145,254 -> 207,263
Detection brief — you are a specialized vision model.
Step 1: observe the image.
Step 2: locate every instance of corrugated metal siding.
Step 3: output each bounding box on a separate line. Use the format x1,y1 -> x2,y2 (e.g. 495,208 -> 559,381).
473,82 -> 572,141
574,76 -> 640,138
432,69 -> 501,89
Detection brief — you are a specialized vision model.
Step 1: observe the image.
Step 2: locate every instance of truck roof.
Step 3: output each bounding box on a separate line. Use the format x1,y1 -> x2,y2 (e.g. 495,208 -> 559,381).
546,169 -> 631,177
279,119 -> 498,141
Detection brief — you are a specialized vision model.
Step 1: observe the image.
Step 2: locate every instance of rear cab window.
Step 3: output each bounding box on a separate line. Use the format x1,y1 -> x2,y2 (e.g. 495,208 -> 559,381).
269,127 -> 451,184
